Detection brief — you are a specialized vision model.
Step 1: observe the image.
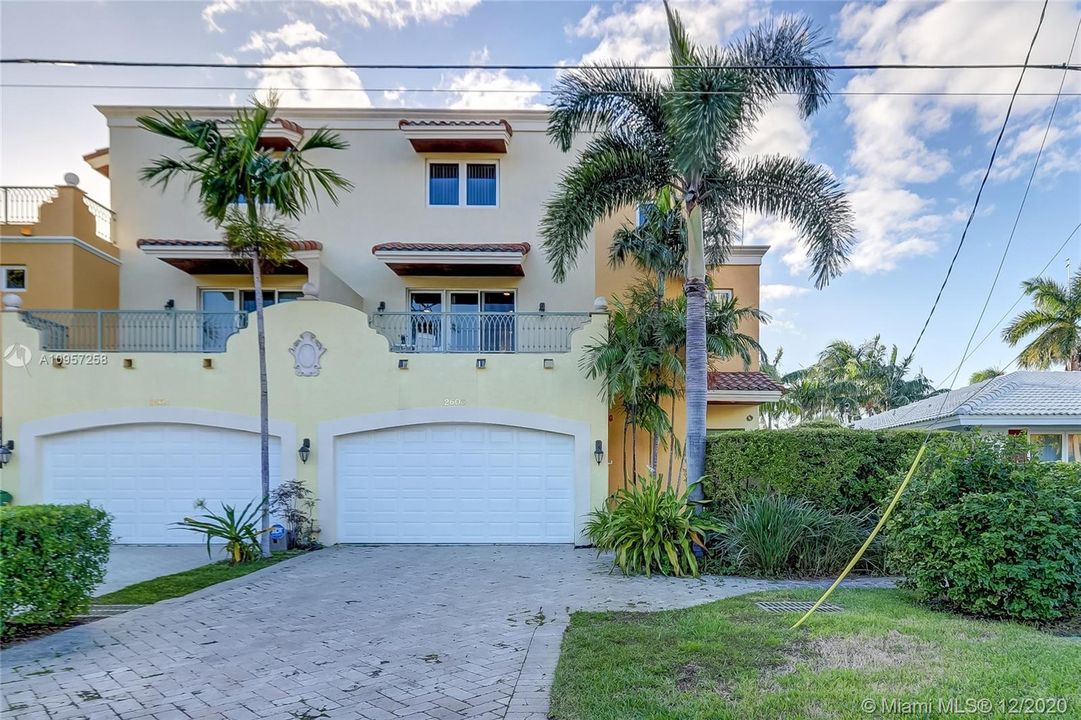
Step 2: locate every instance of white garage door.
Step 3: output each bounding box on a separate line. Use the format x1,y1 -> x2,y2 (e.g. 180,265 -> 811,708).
337,423 -> 574,543
42,424 -> 281,544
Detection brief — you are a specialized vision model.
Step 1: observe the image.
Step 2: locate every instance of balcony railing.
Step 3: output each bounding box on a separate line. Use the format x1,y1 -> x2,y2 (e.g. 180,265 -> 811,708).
82,195 -> 116,244
1,186 -> 59,224
21,310 -> 249,353
369,311 -> 591,353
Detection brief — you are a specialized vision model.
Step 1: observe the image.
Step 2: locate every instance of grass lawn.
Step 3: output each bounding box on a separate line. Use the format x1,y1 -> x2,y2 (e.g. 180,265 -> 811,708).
550,588 -> 1081,720
95,549 -> 306,605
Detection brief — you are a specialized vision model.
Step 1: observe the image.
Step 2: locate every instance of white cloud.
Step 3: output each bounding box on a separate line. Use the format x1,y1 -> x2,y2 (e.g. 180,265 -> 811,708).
442,48 -> 544,110
382,86 -> 408,106
317,0 -> 480,29
760,284 -> 810,303
251,47 -> 371,108
837,0 -> 1081,273
202,0 -> 238,32
242,21 -> 327,53
738,96 -> 812,158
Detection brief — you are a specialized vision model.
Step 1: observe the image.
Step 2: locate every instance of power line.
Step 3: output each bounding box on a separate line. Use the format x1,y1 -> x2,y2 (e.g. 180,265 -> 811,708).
907,0 -> 1052,362
3,82 -> 1081,98
2,58 -> 1080,72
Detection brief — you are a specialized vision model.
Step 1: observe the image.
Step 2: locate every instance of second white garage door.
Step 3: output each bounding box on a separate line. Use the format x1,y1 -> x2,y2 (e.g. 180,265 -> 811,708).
336,423 -> 574,543
42,423 -> 281,544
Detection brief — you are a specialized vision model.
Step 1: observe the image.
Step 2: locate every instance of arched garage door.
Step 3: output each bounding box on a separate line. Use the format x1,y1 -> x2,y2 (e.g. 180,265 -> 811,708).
42,424 -> 280,544
336,423 -> 574,543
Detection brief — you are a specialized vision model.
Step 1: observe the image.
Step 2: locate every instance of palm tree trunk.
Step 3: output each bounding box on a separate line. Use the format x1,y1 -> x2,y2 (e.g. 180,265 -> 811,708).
622,413 -> 630,488
684,202 -> 708,508
667,392 -> 677,488
651,430 -> 660,473
630,410 -> 639,481
252,255 -> 272,559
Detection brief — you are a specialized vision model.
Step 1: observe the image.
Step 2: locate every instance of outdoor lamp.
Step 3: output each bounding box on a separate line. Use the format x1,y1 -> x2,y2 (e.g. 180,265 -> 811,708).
594,440 -> 604,465
0,440 -> 13,468
298,438 -> 311,464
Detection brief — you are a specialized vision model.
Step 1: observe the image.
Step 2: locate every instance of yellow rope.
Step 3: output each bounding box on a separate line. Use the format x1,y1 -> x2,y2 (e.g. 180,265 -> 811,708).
790,443 -> 929,630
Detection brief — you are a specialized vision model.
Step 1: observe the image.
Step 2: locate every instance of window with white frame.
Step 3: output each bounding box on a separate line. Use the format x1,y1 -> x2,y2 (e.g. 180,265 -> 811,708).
711,288 -> 733,304
427,161 -> 498,207
2,266 -> 26,291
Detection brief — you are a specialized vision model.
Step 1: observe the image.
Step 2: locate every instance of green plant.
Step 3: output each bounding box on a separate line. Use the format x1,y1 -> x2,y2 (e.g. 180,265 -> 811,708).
174,499 -> 270,565
269,480 -> 321,549
704,427 -> 934,513
710,494 -> 874,578
586,475 -> 713,577
0,504 -> 111,634
541,2 -> 852,507
889,434 -> 1081,622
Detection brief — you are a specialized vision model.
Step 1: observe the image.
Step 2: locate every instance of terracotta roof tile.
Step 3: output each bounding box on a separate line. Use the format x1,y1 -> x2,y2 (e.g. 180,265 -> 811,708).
708,371 -> 785,393
398,119 -> 513,136
372,242 -> 530,254
137,238 -> 323,251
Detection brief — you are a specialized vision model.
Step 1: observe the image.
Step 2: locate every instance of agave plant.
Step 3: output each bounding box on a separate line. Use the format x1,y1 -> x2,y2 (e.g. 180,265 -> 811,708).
174,499 -> 271,564
586,474 -> 714,577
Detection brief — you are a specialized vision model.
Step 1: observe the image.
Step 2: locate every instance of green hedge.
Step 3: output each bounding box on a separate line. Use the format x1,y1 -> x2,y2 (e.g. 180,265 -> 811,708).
704,428 -> 935,512
0,504 -> 112,634
888,434 -> 1081,622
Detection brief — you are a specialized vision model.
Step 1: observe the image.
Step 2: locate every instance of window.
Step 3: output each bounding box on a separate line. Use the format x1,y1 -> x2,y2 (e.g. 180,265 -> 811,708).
711,289 -> 733,304
200,288 -> 304,313
428,161 -> 498,207
1030,433 -> 1063,462
1068,434 -> 1080,463
2,266 -> 26,291
636,202 -> 656,227
428,163 -> 459,206
404,289 -> 516,351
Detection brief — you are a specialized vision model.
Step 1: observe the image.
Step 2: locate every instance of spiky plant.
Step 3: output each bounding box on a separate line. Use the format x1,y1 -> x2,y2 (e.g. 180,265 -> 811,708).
1002,271 -> 1081,370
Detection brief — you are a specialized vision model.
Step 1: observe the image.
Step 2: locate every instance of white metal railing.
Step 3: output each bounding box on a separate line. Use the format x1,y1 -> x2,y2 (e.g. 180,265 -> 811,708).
369,311 -> 591,353
0,186 -> 115,244
21,310 -> 249,353
0,186 -> 59,224
82,195 -> 116,243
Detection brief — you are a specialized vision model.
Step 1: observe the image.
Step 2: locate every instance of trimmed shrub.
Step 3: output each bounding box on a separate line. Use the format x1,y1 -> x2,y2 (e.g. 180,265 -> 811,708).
586,475 -> 713,577
0,504 -> 112,634
704,428 -> 935,512
889,434 -> 1081,623
705,494 -> 878,578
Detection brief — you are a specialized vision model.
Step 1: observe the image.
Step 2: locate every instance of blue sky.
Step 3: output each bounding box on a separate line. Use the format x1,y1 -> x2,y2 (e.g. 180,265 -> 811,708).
1,0 -> 1079,386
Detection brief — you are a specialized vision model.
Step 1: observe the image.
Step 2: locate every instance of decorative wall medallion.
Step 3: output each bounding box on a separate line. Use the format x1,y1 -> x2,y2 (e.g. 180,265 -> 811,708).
290,331 -> 326,377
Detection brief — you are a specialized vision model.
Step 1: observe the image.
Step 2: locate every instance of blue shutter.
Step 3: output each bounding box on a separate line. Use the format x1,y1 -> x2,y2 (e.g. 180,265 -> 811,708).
429,163 -> 459,205
466,163 -> 497,206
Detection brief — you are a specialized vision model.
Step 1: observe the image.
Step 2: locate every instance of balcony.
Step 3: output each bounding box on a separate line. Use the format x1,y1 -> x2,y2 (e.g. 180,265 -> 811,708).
369,311 -> 591,353
1,184 -> 115,244
21,310 -> 249,353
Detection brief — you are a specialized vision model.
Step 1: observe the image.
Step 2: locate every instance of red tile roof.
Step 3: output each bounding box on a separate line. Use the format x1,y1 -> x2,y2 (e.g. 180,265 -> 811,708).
137,238 -> 323,251
398,119 -> 513,136
372,242 -> 530,254
708,371 -> 785,393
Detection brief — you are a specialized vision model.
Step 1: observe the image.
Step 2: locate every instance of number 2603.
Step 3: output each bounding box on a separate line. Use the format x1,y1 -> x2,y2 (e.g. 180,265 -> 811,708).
443,398 -> 465,406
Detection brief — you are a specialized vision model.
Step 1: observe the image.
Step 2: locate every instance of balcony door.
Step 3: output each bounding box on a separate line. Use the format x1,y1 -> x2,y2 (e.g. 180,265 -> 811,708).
408,290 -> 515,352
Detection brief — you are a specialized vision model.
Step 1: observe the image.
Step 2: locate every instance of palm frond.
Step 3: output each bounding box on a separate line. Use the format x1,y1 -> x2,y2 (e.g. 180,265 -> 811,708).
547,64 -> 667,152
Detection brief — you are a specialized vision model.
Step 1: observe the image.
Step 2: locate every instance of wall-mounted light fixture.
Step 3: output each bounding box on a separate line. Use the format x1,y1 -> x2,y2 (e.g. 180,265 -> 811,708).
377,301 -> 386,312
476,358 -> 487,369
538,302 -> 546,312
594,440 -> 604,465
164,299 -> 175,310
298,438 -> 311,464
0,440 -> 14,468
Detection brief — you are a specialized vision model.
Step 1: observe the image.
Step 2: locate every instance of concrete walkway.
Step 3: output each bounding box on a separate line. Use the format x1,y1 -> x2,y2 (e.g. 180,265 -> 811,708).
96,546 -> 216,596
1,545 -> 893,720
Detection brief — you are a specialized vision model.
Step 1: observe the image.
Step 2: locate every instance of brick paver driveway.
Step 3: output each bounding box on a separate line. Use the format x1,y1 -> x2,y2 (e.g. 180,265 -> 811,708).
1,546 -> 892,720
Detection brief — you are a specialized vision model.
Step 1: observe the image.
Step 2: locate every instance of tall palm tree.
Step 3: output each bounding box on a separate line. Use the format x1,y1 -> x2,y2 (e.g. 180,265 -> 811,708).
1002,271 -> 1081,370
138,94 -> 352,555
541,3 -> 854,498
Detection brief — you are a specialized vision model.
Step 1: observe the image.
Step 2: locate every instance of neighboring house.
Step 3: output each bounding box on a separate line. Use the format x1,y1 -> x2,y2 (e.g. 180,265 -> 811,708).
852,371 -> 1081,462
0,107 -> 779,545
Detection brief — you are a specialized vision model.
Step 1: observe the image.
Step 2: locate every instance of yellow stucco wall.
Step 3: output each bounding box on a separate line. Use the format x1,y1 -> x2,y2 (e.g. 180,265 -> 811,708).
0,301 -> 610,543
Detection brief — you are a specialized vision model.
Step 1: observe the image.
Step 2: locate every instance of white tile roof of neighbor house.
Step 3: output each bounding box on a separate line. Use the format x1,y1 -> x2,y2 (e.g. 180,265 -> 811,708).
852,371 -> 1081,430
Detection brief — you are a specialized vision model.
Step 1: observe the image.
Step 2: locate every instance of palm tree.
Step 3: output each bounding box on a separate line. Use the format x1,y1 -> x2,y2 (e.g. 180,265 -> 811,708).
541,3 -> 853,498
969,367 -> 1005,384
1002,271 -> 1081,370
759,348 -> 799,428
138,94 -> 352,555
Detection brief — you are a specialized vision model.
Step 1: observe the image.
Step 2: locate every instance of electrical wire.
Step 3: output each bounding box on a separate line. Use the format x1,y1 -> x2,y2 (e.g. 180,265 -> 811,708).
906,0 -> 1053,361
2,58 -> 1080,72
3,82 -> 1081,98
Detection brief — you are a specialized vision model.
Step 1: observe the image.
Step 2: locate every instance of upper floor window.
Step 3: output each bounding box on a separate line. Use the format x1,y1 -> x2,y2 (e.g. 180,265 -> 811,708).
428,161 -> 498,207
711,288 -> 733,304
2,266 -> 26,291
636,202 -> 656,226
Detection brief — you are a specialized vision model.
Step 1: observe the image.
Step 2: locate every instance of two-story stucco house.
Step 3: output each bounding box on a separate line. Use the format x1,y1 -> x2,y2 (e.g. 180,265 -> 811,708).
0,106 -> 781,545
